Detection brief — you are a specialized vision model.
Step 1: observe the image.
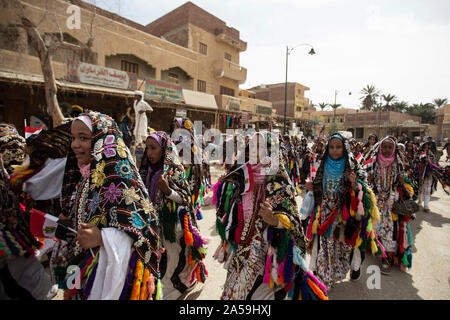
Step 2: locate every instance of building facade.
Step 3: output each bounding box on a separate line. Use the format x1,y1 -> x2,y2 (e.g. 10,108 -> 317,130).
249,82 -> 313,122
0,0 -> 252,134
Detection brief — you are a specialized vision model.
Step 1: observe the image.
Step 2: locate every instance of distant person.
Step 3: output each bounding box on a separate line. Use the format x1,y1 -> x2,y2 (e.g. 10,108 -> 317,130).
427,136 -> 437,155
133,90 -> 153,147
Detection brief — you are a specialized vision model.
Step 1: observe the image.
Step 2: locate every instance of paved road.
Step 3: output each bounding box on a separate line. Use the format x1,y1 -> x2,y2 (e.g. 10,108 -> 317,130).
186,163 -> 450,300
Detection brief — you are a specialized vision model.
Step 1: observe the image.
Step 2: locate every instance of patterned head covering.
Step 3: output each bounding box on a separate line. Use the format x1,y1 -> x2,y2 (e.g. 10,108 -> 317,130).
363,135 -> 407,175
140,131 -> 193,212
0,124 -> 26,175
62,111 -> 160,277
313,133 -> 367,208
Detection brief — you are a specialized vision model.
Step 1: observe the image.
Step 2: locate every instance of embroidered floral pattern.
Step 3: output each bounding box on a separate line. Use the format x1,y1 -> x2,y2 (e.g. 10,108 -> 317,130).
122,186 -> 140,205
92,161 -> 106,188
116,138 -> 127,159
115,160 -> 133,180
88,191 -> 101,213
104,183 -> 121,203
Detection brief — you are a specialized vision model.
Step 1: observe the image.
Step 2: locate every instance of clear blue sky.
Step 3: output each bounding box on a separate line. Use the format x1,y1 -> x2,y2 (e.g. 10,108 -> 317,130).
91,0 -> 450,110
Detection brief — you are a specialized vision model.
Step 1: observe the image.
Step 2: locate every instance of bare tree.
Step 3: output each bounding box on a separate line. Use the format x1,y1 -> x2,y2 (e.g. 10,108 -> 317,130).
1,0 -> 109,127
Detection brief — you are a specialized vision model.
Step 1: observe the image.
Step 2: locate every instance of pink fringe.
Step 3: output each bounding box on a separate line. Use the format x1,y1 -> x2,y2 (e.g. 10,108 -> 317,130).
357,183 -> 364,216
212,181 -> 222,206
263,254 -> 272,284
306,271 -> 328,295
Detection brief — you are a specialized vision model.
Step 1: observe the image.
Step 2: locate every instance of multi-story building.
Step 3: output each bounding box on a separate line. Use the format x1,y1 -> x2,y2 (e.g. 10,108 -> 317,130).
0,0 -> 249,133
435,104 -> 450,141
249,82 -> 313,129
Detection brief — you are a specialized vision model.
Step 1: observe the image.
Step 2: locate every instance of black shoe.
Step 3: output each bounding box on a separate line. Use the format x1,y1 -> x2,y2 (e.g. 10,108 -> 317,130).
350,269 -> 361,281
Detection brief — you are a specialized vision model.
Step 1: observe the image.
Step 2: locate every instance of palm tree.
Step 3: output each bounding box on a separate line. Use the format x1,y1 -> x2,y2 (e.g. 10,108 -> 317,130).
360,85 -> 381,111
433,98 -> 448,108
330,103 -> 341,122
381,94 -> 397,111
318,102 -> 328,111
391,101 -> 409,113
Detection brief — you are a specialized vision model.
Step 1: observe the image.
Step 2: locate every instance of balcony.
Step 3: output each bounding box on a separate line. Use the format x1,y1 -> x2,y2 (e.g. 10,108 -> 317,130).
214,59 -> 247,84
215,30 -> 247,52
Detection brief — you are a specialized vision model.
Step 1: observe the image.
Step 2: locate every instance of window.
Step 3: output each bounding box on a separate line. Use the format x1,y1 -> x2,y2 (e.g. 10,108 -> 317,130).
220,86 -> 235,96
199,42 -> 208,55
121,60 -> 138,74
298,89 -> 301,94
224,52 -> 232,61
168,72 -> 179,83
197,80 -> 206,93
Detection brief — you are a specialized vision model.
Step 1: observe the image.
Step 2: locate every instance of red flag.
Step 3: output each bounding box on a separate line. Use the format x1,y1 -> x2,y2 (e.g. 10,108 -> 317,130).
25,124 -> 45,139
20,204 -> 75,240
242,162 -> 254,193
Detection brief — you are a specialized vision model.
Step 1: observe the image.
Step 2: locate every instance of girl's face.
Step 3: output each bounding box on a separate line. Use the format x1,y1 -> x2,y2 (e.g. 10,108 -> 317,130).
328,138 -> 344,160
369,136 -> 376,145
71,119 -> 92,165
423,144 -> 429,152
381,140 -> 395,158
406,142 -> 413,151
146,137 -> 163,165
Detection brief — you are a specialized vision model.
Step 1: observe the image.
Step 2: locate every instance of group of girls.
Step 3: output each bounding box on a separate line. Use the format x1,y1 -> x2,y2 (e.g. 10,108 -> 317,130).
0,111 -> 209,300
1,110 -> 449,300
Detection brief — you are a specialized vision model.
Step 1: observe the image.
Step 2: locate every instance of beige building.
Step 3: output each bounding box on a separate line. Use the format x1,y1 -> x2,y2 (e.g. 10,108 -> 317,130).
435,104 -> 450,141
310,108 -> 432,140
0,0 -> 253,133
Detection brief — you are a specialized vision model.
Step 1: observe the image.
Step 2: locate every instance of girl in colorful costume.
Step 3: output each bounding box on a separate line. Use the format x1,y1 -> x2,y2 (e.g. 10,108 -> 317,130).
364,136 -> 415,274
51,111 -> 161,300
213,132 -> 327,300
305,133 -> 384,288
415,142 -> 449,211
140,131 -> 208,299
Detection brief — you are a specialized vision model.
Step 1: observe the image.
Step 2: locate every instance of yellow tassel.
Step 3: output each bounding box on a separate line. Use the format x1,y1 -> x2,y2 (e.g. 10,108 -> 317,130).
275,214 -> 294,230
369,189 -> 380,221
355,235 -> 362,248
312,220 -> 319,234
371,240 -> 378,254
391,213 -> 398,221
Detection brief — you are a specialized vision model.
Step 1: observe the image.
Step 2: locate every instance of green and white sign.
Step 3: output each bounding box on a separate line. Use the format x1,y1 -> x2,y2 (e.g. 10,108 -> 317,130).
145,78 -> 183,102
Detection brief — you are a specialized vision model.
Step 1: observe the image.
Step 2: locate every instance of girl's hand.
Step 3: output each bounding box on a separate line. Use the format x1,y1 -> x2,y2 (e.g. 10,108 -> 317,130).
156,175 -> 171,196
347,171 -> 357,188
259,200 -> 279,227
77,223 -> 103,249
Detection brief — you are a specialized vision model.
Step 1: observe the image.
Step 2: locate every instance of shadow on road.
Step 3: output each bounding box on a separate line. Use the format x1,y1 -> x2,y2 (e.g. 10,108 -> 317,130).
328,254 -> 422,300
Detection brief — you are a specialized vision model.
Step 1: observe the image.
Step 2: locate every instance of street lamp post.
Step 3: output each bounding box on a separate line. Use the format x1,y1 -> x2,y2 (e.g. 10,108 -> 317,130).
283,43 -> 315,135
333,89 -> 351,123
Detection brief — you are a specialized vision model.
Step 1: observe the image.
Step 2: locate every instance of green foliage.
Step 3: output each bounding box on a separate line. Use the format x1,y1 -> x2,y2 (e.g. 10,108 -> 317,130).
406,103 -> 436,124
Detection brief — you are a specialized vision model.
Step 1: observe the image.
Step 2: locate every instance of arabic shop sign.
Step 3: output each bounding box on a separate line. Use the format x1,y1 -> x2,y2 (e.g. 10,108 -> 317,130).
226,98 -> 241,111
256,105 -> 272,115
66,60 -> 137,90
144,79 -> 183,102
